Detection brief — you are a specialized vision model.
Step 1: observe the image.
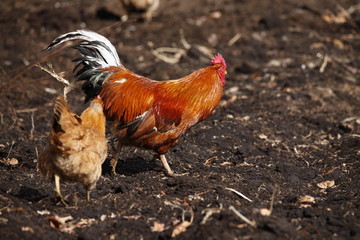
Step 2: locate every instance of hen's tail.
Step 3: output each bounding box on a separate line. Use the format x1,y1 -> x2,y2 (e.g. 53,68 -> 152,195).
52,96 -> 80,133
45,30 -> 123,101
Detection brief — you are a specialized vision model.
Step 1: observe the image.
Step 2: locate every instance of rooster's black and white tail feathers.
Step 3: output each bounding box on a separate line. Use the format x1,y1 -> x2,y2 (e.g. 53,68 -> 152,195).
46,30 -> 122,102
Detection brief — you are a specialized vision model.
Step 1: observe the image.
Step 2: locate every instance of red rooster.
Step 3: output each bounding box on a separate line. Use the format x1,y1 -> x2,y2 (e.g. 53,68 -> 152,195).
46,30 -> 227,177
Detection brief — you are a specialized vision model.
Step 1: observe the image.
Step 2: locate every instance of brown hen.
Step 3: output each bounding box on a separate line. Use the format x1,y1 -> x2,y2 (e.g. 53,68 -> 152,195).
38,96 -> 107,204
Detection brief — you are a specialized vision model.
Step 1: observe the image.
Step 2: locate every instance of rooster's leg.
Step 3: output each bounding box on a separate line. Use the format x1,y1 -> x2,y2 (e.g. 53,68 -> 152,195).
54,174 -> 68,206
159,154 -> 187,177
110,141 -> 123,175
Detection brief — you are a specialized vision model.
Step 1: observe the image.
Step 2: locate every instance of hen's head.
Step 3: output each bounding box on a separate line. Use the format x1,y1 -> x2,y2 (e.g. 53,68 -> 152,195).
211,54 -> 227,86
90,96 -> 104,112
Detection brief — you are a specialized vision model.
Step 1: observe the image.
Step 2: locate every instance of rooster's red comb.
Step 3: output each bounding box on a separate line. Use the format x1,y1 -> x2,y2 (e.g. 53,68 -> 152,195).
211,53 -> 226,67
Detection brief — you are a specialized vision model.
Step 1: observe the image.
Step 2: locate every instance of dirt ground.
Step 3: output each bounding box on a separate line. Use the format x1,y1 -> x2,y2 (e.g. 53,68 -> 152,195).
0,0 -> 359,239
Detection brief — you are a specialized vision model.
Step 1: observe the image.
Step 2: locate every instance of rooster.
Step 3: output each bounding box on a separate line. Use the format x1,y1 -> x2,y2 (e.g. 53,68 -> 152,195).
46,29 -> 227,177
38,96 -> 107,204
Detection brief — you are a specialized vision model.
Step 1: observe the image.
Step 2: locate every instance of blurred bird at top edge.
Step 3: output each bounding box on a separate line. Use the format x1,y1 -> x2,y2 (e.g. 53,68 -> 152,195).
120,0 -> 160,21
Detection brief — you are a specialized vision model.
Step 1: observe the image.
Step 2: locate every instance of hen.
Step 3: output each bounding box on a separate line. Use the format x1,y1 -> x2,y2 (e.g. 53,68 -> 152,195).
38,96 -> 107,204
46,29 -> 227,177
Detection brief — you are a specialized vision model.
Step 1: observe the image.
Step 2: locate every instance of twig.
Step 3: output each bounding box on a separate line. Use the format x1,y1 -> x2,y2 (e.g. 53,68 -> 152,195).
347,3 -> 360,14
34,146 -> 39,159
294,146 -> 300,155
268,185 -> 278,215
229,206 -> 256,228
342,116 -> 360,122
0,98 -> 17,134
183,207 -> 194,223
36,63 -> 71,100
16,108 -> 38,113
201,208 -> 221,224
164,199 -> 194,223
6,141 -> 15,159
225,187 -> 253,202
227,33 -> 241,47
29,111 -> 35,140
151,47 -> 186,64
0,202 -> 11,213
336,4 -> 352,19
319,54 -> 329,73
36,63 -> 69,86
194,44 -> 214,59
179,29 -> 191,50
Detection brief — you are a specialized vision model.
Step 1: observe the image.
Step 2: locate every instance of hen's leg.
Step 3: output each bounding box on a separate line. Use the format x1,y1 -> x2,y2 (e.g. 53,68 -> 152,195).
86,189 -> 91,202
54,174 -> 68,206
159,154 -> 187,177
110,141 -> 123,175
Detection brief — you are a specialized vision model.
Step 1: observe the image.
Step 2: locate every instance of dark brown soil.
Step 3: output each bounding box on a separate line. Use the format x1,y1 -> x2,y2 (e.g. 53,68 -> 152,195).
0,0 -> 359,239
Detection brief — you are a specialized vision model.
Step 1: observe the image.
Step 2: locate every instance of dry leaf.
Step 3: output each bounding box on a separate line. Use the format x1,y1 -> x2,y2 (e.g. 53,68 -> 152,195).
259,208 -> 271,216
299,195 -> 315,203
240,116 -> 250,121
299,204 -> 312,208
317,180 -> 335,189
310,42 -> 325,49
171,221 -> 192,237
151,221 -> 165,232
108,234 -> 118,240
220,95 -> 238,107
204,156 -> 217,165
331,39 -> 345,49
172,219 -> 181,226
229,223 -> 248,229
259,134 -> 268,140
210,11 -> 222,19
0,217 -> 8,224
63,218 -> 96,234
3,158 -> 19,166
46,215 -> 96,234
321,12 -> 347,24
21,226 -> 34,233
8,158 -> 19,165
37,210 -> 51,215
46,215 -> 73,229
44,87 -> 57,94
324,169 -> 334,174
219,162 -> 233,166
123,215 -> 141,220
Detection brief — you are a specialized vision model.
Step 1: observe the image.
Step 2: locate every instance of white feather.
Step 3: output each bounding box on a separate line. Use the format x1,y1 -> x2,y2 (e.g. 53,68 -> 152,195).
49,29 -> 122,67
113,78 -> 127,84
77,30 -> 121,66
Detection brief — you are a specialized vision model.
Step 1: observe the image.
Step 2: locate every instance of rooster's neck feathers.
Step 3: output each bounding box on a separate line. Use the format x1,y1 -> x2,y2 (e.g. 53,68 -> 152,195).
211,53 -> 227,86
